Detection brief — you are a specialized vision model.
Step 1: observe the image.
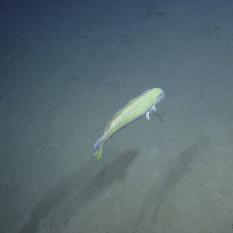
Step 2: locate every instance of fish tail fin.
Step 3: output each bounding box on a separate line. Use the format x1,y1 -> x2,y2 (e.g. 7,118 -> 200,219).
93,137 -> 104,160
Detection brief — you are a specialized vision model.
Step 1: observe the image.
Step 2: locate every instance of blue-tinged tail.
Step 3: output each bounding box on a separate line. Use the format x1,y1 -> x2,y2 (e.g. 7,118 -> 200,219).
93,137 -> 104,160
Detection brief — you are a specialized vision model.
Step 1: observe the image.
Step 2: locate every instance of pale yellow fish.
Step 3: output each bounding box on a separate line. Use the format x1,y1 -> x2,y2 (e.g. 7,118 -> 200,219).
93,88 -> 165,160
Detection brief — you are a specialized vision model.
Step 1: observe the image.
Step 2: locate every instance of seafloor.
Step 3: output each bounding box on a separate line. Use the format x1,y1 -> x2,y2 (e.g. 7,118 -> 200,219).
1,0 -> 233,233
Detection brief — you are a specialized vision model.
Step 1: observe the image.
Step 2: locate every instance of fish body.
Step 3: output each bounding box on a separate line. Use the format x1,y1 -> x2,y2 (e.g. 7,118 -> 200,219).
93,88 -> 165,160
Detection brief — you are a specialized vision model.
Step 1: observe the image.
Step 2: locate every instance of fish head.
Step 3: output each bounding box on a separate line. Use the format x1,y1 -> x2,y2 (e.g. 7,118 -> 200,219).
153,88 -> 165,104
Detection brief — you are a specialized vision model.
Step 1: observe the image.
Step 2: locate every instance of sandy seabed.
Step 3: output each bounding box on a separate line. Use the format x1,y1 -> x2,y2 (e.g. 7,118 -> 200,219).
1,0 -> 233,233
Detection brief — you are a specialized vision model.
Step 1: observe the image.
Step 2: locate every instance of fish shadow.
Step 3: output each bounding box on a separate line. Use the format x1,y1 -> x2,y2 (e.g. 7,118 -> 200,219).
132,135 -> 210,233
19,150 -> 138,233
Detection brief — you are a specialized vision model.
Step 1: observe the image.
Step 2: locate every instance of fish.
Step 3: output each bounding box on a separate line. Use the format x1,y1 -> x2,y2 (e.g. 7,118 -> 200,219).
93,88 -> 165,160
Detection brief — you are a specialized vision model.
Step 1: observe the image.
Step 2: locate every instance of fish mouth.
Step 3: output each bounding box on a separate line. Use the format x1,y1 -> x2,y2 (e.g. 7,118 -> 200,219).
155,90 -> 165,104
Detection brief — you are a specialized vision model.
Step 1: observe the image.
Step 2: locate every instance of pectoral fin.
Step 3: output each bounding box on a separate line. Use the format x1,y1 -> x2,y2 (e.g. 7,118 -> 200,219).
146,111 -> 150,120
146,105 -> 157,120
150,105 -> 156,112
